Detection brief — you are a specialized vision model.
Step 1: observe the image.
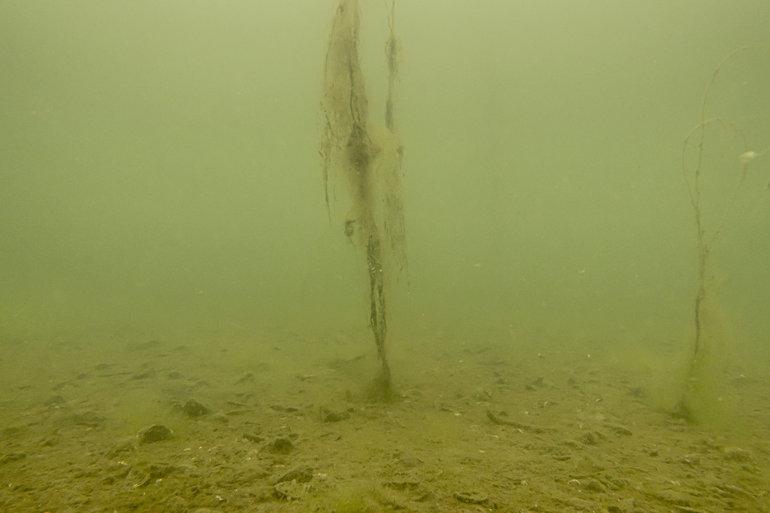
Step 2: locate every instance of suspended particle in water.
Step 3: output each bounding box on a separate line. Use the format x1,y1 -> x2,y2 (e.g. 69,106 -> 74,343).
344,218 -> 356,239
739,149 -> 765,167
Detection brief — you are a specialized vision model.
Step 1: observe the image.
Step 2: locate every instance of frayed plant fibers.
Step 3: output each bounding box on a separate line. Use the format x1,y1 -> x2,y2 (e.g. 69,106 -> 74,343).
320,0 -> 406,400
678,46 -> 769,421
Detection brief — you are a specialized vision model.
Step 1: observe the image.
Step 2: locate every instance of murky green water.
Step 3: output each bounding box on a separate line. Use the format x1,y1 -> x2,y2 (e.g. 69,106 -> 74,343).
1,1 -> 769,511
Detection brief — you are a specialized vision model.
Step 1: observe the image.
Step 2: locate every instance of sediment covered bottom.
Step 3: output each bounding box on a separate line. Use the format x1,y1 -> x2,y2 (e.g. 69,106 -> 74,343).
1,329 -> 768,512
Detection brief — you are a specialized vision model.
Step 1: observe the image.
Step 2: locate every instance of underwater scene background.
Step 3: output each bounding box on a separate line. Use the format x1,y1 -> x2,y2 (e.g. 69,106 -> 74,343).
1,1 -> 769,512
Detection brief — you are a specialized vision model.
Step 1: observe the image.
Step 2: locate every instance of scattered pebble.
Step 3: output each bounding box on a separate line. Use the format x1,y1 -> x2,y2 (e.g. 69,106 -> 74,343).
67,411 -> 106,428
182,399 -> 210,418
578,431 -> 604,446
44,395 -> 65,406
607,498 -> 636,513
453,491 -> 489,505
584,478 -> 607,493
135,463 -> 180,487
525,377 -> 545,390
234,372 -> 255,385
106,438 -> 136,457
243,433 -> 263,443
320,406 -> 350,422
679,454 -> 700,467
397,454 -> 422,468
274,479 -> 309,500
212,413 -> 229,423
723,447 -> 753,462
0,453 -> 26,465
272,465 -> 313,485
138,424 -> 172,444
268,437 -> 294,454
605,423 -> 633,436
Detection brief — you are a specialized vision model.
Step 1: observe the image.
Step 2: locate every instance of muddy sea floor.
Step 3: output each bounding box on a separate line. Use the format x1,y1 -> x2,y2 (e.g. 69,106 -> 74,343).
1,327 -> 768,513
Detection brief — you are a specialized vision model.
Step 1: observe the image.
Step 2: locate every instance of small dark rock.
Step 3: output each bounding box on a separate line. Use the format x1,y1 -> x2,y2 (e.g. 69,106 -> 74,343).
0,453 -> 27,465
584,479 -> 607,493
1,426 -> 24,438
212,413 -> 229,423
136,463 -> 180,487
679,453 -> 700,467
268,437 -> 294,454
106,438 -> 136,457
605,423 -> 633,436
397,454 -> 422,468
225,408 -> 252,416
126,339 -> 161,351
235,372 -> 255,385
272,465 -> 313,485
274,480 -> 307,500
607,498 -> 638,513
320,407 -> 350,423
454,491 -> 489,505
243,433 -> 263,443
138,424 -> 173,444
182,399 -> 209,418
271,404 -> 299,413
160,496 -> 187,513
44,395 -> 66,406
723,447 -> 752,462
578,431 -> 604,446
383,477 -> 420,490
68,411 -> 106,427
101,461 -> 131,484
525,376 -> 545,390
131,370 -> 155,380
